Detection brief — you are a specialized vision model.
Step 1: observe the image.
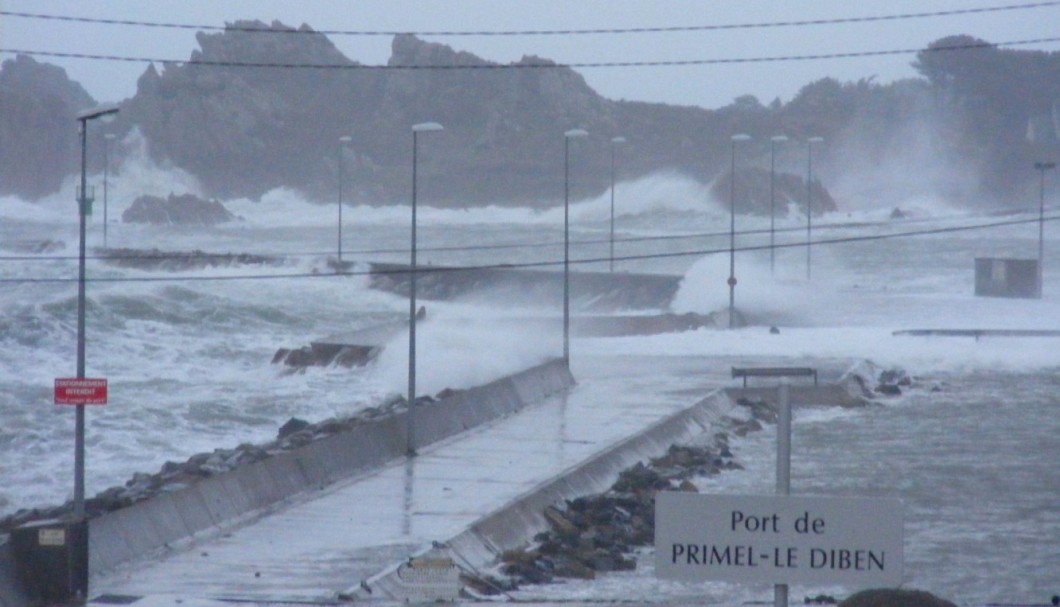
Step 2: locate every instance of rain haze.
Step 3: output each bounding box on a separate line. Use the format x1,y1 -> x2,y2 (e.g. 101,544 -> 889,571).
1,2 -> 1059,606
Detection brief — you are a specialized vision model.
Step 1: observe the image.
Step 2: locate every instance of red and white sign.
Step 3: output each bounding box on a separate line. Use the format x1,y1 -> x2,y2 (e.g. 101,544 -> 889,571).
54,378 -> 108,405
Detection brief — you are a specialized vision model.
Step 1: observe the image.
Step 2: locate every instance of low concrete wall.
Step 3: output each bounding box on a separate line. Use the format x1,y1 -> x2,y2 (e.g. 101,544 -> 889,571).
86,358 -> 574,578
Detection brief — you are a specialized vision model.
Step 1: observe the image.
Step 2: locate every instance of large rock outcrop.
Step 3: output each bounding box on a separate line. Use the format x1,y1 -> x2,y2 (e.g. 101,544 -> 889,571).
0,55 -> 96,199
710,167 -> 838,216
121,192 -> 235,225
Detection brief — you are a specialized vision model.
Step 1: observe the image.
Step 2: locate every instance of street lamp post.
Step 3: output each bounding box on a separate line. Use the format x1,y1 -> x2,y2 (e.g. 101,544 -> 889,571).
103,133 -> 115,249
74,104 -> 118,521
563,129 -> 588,366
805,136 -> 824,281
1035,161 -> 1056,297
337,135 -> 352,263
609,136 -> 626,272
407,122 -> 442,456
729,134 -> 751,329
770,135 -> 788,275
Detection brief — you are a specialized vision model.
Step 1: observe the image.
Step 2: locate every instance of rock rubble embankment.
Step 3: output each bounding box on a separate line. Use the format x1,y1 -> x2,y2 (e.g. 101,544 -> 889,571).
0,390 -> 450,533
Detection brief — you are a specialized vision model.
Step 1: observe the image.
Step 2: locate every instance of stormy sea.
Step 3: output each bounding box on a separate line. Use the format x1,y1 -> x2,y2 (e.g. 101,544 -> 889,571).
1,156 -> 1057,605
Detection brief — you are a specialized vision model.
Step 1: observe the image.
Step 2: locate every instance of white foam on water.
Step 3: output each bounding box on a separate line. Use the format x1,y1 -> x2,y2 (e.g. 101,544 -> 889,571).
2,169 -> 1058,602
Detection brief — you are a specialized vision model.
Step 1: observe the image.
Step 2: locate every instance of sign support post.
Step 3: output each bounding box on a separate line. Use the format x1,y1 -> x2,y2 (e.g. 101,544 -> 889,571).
775,382 -> 791,607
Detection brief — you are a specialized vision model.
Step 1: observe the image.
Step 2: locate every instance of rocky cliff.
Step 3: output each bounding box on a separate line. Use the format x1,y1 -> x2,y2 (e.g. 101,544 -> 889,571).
113,22 -> 639,205
15,22 -> 1045,211
0,55 -> 96,199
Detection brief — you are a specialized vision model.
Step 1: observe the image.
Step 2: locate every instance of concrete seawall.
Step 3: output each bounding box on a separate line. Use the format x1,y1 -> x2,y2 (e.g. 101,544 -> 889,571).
0,357 -> 574,606
87,358 -> 574,576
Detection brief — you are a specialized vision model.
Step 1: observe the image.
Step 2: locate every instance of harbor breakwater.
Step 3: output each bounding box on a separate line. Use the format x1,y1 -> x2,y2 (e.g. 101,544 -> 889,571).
353,362 -> 895,601
0,358 -> 574,605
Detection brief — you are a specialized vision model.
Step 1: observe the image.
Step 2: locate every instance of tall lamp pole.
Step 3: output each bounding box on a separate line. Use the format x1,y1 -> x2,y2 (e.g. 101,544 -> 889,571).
729,134 -> 751,329
74,104 -> 119,520
337,135 -> 352,263
407,122 -> 443,456
609,136 -> 626,272
805,136 -> 824,281
1035,161 -> 1056,298
563,129 -> 588,366
769,135 -> 788,275
103,133 -> 115,249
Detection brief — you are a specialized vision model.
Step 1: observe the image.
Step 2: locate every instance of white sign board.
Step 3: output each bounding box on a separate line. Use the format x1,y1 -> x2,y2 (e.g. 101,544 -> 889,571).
655,492 -> 903,586
38,528 -> 67,547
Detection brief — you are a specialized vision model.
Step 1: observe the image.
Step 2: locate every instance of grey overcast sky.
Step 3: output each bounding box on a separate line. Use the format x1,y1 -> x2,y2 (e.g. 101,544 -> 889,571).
2,0 -> 1059,110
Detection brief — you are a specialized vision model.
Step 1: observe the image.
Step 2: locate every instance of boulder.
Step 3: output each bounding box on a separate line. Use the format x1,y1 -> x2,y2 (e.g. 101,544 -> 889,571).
278,417 -> 310,439
122,193 -> 236,225
839,589 -> 956,607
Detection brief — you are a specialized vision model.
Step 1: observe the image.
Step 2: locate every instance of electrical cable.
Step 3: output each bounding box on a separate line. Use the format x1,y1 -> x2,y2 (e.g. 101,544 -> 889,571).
2,2 -> 1055,37
0,208 -> 1044,263
3,35 -> 1060,70
0,214 -> 1053,285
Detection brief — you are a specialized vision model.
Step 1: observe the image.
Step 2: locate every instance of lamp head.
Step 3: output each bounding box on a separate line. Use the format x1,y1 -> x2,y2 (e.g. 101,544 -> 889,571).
771,135 -> 789,142
731,134 -> 751,142
564,129 -> 588,139
412,122 -> 444,133
808,136 -> 824,144
339,135 -> 353,143
611,136 -> 627,144
76,103 -> 120,123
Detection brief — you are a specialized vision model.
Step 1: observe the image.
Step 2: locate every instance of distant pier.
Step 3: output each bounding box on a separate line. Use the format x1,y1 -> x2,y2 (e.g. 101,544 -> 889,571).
893,329 -> 1060,340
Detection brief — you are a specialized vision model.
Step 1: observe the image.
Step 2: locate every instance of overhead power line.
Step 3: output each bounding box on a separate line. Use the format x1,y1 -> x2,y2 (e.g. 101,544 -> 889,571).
4,35 -> 1060,71
2,2 -> 1057,37
0,214 -> 1053,285
0,208 -> 1038,264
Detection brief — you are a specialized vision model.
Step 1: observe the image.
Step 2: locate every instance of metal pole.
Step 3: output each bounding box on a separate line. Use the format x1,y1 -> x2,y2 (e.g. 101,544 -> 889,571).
776,383 -> 791,495
338,140 -> 344,263
609,140 -> 615,273
1035,161 -> 1055,297
775,382 -> 791,607
607,136 -> 626,273
560,129 -> 586,367
1040,166 -> 1046,298
103,134 -> 111,249
770,139 -> 776,275
338,135 -> 353,263
408,130 -> 418,456
564,135 -> 571,364
804,137 -> 823,282
729,137 -> 737,329
75,118 -> 88,520
806,142 -> 813,282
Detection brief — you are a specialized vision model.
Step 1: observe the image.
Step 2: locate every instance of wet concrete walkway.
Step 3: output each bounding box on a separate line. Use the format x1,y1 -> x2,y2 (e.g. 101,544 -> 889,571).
91,356 -> 728,604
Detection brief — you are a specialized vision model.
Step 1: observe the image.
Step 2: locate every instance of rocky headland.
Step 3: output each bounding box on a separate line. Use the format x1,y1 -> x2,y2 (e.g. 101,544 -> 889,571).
121,192 -> 237,226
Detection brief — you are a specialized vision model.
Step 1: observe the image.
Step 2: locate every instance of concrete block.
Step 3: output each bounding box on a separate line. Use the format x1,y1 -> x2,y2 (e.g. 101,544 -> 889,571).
229,462 -> 279,511
195,477 -> 240,526
142,493 -> 191,545
301,433 -> 355,481
215,469 -> 254,515
262,453 -> 311,498
89,512 -> 134,573
107,503 -> 166,559
289,447 -> 331,488
167,485 -> 218,535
